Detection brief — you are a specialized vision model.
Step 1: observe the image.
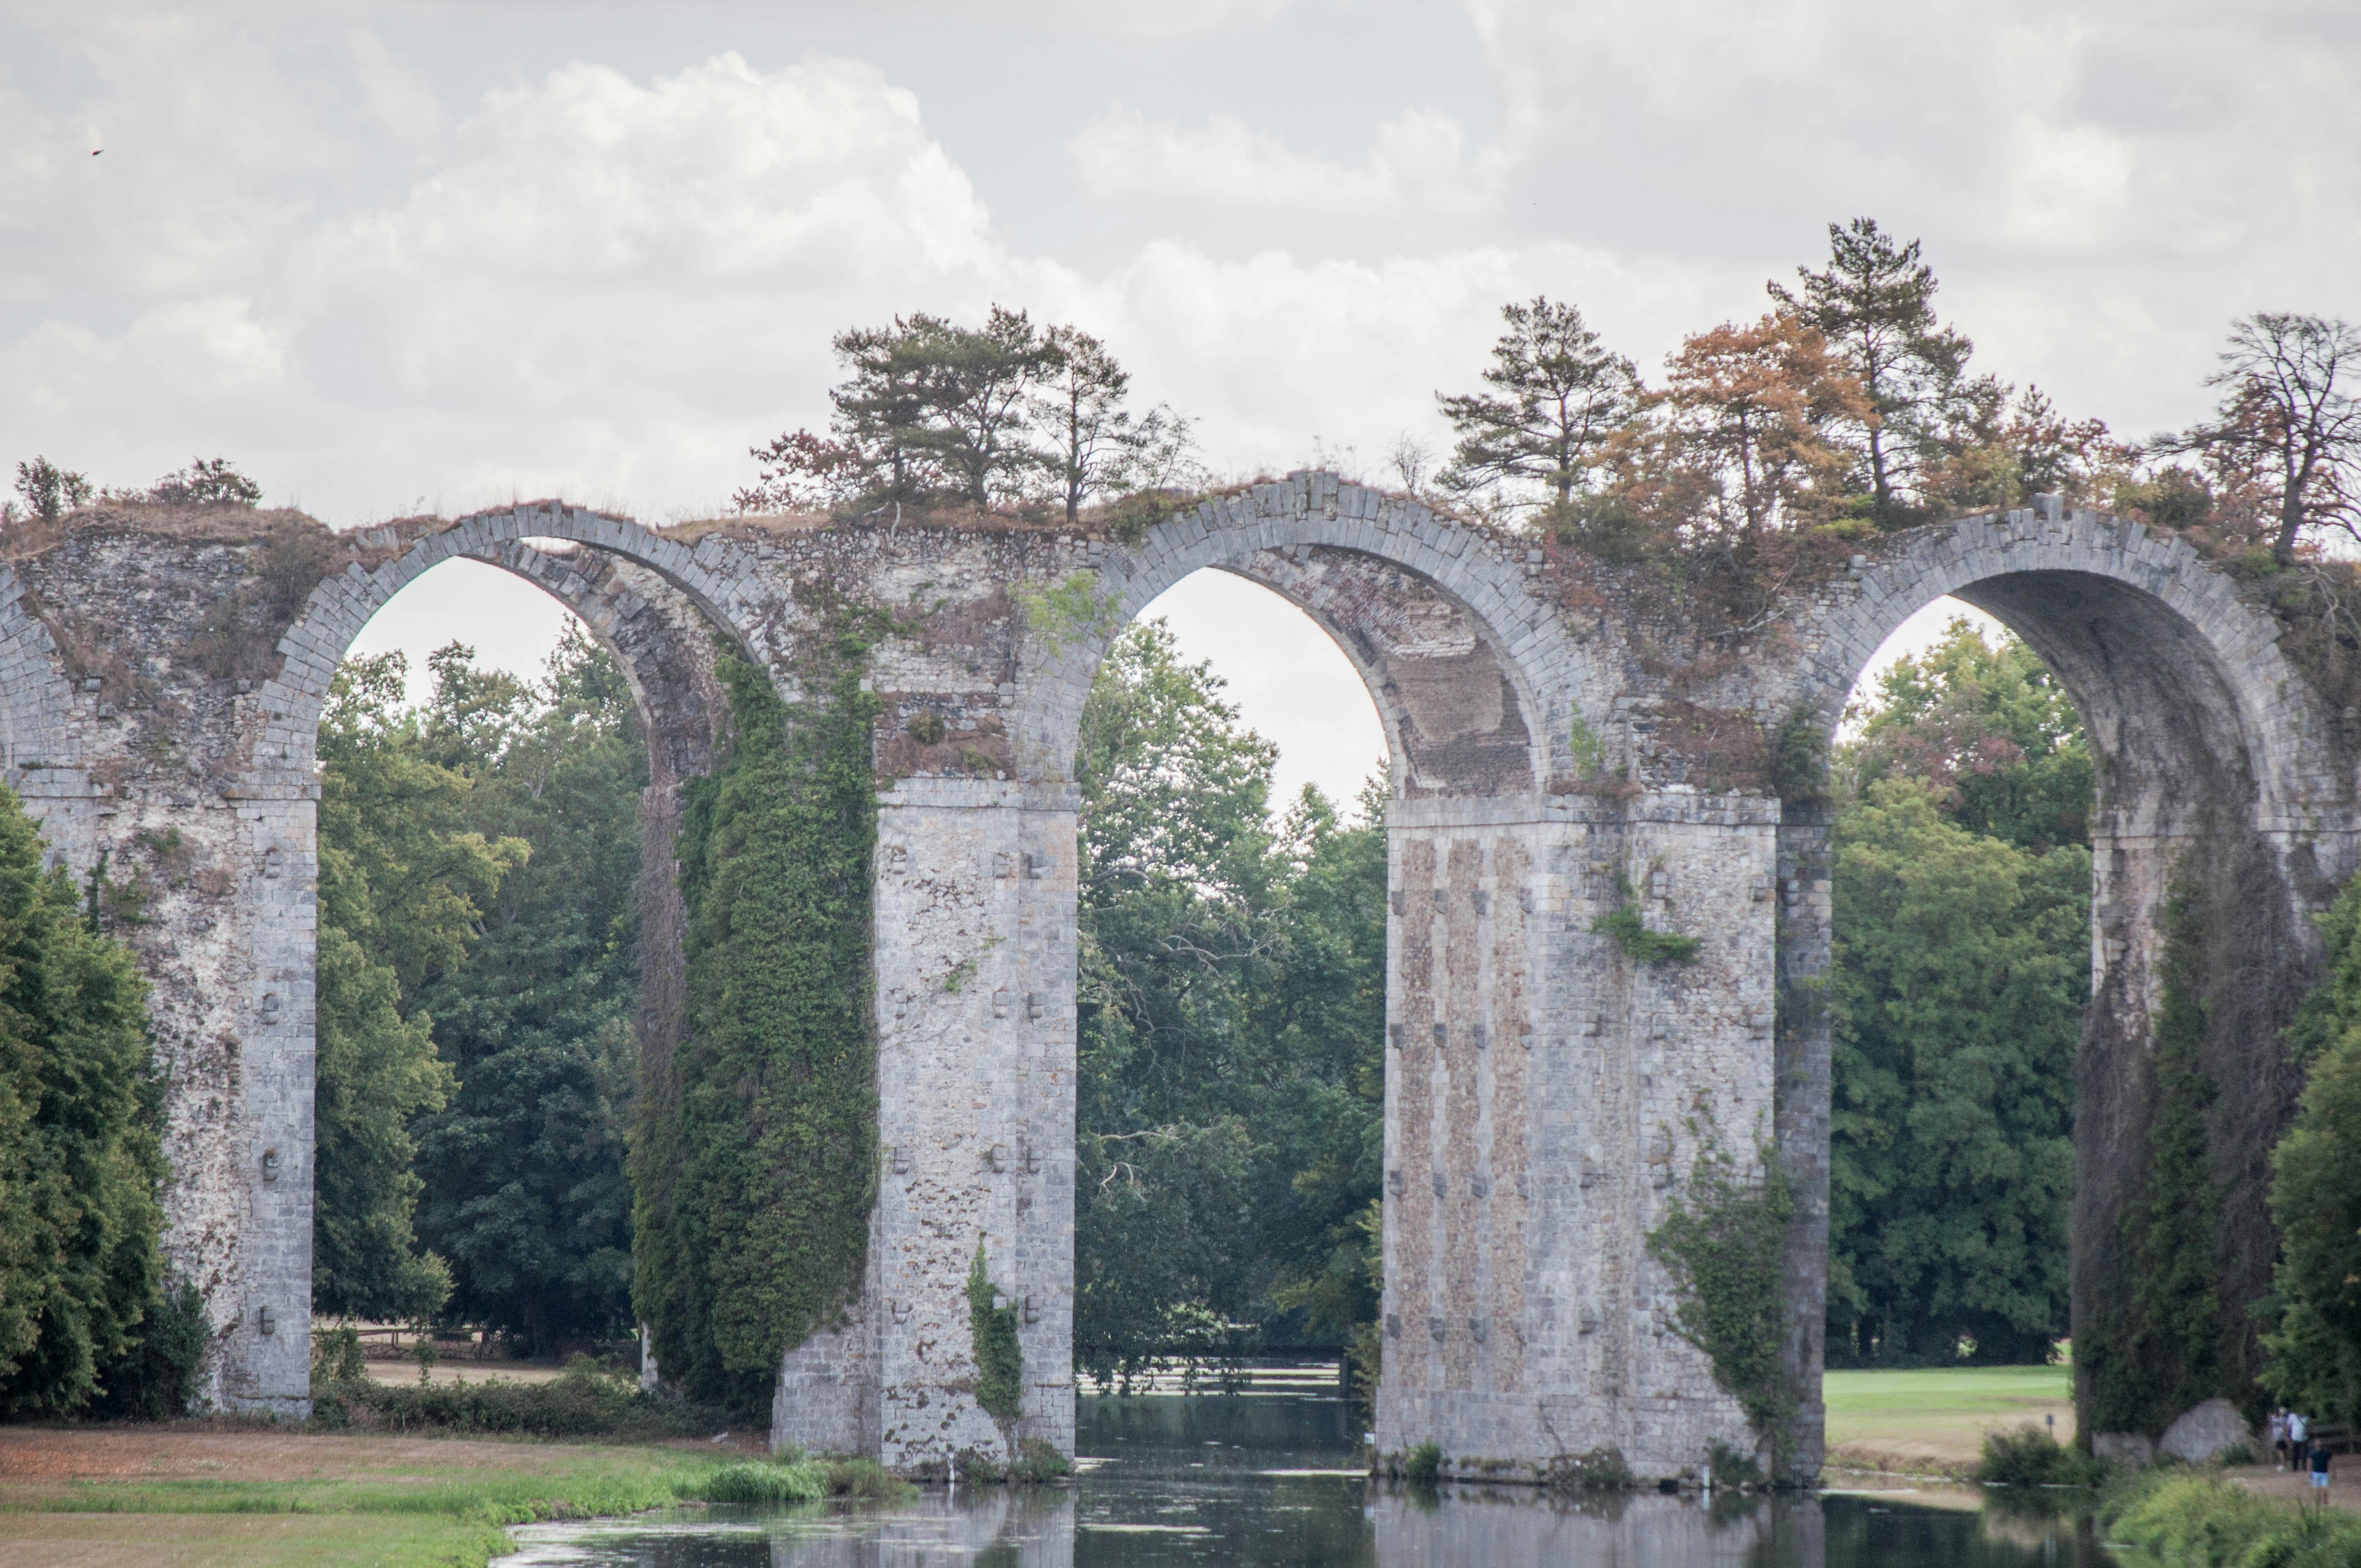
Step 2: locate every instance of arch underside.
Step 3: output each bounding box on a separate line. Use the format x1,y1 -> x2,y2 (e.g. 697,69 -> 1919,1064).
1211,547 -> 1536,798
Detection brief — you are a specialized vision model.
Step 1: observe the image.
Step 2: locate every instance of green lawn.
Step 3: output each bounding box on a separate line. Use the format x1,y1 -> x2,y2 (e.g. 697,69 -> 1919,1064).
0,1437 -> 775,1568
1824,1364 -> 2075,1474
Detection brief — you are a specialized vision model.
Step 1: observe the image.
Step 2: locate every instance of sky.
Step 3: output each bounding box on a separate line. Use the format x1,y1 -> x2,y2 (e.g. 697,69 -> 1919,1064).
8,1 -> 2356,805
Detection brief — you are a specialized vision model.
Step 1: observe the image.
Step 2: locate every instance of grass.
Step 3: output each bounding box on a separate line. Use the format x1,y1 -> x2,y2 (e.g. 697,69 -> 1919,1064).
0,1431 -> 910,1568
1823,1364 -> 2075,1474
2103,1471 -> 2361,1567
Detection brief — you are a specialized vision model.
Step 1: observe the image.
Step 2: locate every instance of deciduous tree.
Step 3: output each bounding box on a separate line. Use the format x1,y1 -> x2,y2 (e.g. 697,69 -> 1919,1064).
1661,311 -> 1872,541
2153,312 -> 2361,564
0,788 -> 165,1415
313,651 -> 524,1321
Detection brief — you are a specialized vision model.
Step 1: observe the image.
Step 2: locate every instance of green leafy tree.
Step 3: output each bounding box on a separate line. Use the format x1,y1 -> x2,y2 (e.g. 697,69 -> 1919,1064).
408,630 -> 645,1355
1768,217 -> 1973,521
313,652 -> 524,1321
2264,875 -> 2361,1421
1826,624 -> 2092,1366
0,785 -> 166,1415
1828,776 -> 2087,1366
1842,618 -> 2092,854
1437,296 -> 1641,517
1072,624 -> 1390,1384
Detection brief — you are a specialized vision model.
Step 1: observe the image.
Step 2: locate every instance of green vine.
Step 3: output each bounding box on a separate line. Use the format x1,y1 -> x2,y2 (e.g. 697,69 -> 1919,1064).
1645,1104 -> 1797,1463
1568,712 -> 1608,778
966,1242 -> 1024,1427
1591,877 -> 1702,964
2085,869 -> 2226,1436
630,631 -> 881,1412
1015,570 -> 1119,657
1769,706 -> 1830,805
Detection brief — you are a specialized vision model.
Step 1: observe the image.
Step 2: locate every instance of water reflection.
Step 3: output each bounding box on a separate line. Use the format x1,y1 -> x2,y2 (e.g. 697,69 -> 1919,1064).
507,1394 -> 2107,1568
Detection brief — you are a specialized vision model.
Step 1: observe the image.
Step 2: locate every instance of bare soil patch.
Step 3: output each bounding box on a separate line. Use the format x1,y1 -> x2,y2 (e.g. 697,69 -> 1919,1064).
0,1422 -> 757,1495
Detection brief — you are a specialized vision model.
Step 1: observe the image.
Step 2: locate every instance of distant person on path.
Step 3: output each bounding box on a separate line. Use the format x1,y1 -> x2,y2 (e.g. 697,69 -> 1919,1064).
2272,1409 -> 2290,1469
2292,1410 -> 2312,1474
2312,1442 -> 2332,1498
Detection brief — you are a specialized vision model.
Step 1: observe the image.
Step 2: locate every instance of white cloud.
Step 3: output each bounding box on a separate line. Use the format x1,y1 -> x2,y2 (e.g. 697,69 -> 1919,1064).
350,27 -> 440,143
1067,103 -> 1490,214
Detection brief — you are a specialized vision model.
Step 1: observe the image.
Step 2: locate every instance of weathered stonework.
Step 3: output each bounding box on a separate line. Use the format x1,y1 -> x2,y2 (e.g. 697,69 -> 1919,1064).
14,480 -> 2347,1479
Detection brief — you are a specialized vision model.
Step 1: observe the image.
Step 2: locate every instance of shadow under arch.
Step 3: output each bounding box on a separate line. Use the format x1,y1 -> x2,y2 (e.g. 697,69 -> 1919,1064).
224,503 -> 765,1412
1773,500 -> 2354,1449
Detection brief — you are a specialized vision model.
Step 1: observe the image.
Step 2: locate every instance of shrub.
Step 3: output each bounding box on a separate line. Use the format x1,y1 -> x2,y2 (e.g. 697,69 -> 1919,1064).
2102,1472 -> 2361,1567
1541,1446 -> 1632,1492
311,1357 -> 734,1441
1591,899 -> 1704,964
824,1457 -> 916,1499
94,1279 -> 211,1421
1403,1440 -> 1444,1484
691,1457 -> 828,1504
1706,1438 -> 1764,1488
1974,1423 -> 2108,1488
967,1242 -> 1024,1426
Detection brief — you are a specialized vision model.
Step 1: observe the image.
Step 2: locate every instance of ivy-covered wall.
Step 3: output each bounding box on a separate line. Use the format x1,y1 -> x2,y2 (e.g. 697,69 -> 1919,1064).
630,645 -> 881,1412
2078,838 -> 2311,1438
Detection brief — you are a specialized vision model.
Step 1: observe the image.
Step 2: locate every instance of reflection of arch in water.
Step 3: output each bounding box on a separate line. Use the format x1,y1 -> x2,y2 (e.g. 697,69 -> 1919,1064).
1771,500 -> 2350,1450
224,505 -> 756,1411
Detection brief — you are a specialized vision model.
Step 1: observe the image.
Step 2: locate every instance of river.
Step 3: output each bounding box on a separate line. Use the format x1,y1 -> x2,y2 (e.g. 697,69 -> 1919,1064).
507,1387 -> 2109,1566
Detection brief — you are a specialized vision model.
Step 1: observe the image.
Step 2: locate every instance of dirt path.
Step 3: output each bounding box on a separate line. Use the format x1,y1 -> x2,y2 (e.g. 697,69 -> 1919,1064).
0,1422 -> 756,1493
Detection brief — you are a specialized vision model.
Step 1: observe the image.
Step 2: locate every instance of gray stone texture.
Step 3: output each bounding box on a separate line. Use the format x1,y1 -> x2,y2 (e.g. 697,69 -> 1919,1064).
16,481 -> 2344,1480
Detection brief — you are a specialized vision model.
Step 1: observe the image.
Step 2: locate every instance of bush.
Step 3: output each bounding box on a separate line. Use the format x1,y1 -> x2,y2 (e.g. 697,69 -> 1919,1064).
1403,1440 -> 1444,1484
1541,1446 -> 1632,1492
1975,1423 -> 2109,1488
690,1457 -> 828,1504
311,1356 -> 733,1441
2103,1472 -> 2361,1567
94,1279 -> 210,1421
823,1457 -> 915,1499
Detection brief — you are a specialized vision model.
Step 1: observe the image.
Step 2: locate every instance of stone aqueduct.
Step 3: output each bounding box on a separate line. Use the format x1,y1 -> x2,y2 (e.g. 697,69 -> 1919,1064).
4,474 -> 2344,1479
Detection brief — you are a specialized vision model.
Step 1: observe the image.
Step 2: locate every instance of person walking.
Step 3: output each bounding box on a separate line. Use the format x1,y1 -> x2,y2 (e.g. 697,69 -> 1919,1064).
2311,1440 -> 2332,1503
2292,1410 -> 2312,1476
2272,1408 -> 2290,1470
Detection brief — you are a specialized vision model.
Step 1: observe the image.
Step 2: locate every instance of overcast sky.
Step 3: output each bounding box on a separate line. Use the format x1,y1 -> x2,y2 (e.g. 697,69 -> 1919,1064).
7,1 -> 2355,804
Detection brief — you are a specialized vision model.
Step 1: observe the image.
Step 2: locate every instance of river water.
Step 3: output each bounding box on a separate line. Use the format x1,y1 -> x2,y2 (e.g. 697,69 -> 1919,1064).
508,1391 -> 2111,1567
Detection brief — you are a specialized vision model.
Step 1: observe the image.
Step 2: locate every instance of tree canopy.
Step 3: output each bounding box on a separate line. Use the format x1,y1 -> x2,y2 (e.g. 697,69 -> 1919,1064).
1826,623 -> 2090,1366
0,786 -> 167,1416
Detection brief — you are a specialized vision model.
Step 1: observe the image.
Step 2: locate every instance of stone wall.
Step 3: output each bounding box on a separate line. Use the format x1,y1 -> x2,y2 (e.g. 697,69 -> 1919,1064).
7,478 -> 2344,1478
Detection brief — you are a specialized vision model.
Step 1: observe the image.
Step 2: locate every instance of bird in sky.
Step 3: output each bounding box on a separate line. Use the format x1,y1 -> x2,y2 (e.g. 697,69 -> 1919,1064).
91,148 -> 102,156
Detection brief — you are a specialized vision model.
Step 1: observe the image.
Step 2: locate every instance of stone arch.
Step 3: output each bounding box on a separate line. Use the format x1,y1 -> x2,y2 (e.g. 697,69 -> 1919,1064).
219,503 -> 768,1413
254,503 -> 771,783
1780,501 -> 2343,842
1769,498 -> 2354,1448
1011,472 -> 1603,796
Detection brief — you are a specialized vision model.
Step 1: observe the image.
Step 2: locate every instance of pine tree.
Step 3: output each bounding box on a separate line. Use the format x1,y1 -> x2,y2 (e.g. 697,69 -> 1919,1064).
1436,297 -> 1641,517
1769,218 -> 1972,522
